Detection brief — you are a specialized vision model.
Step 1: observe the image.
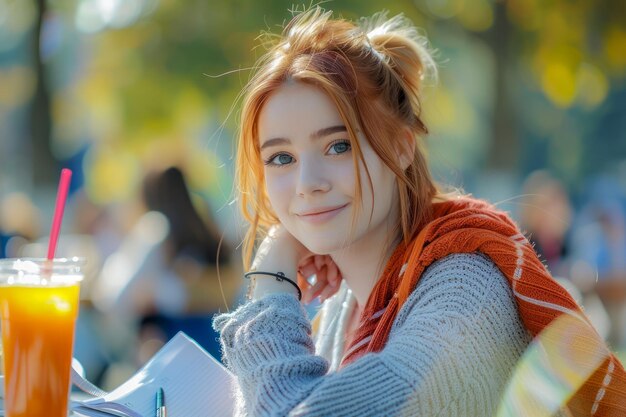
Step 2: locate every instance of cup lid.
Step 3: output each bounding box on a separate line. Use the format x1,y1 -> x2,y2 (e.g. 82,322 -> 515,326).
0,258 -> 84,286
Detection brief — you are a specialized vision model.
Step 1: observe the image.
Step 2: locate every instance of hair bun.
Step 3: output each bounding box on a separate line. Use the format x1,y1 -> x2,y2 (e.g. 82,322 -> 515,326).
361,12 -> 438,93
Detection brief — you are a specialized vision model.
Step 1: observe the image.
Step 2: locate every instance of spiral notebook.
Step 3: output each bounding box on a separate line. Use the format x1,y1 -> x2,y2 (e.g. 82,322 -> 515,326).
71,332 -> 236,417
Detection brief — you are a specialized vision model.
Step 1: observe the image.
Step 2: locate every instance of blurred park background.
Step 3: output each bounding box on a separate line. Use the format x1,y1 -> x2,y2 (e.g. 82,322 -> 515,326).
1,0 -> 626,390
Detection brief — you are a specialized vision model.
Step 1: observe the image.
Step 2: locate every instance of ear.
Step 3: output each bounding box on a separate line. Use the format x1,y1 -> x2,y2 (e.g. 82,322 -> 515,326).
396,128 -> 416,170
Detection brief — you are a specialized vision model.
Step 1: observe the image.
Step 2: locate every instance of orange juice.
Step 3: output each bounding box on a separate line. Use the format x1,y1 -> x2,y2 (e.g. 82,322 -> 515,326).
0,259 -> 82,417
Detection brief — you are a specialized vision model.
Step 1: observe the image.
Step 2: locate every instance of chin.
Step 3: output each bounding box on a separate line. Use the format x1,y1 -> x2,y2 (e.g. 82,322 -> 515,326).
296,233 -> 352,255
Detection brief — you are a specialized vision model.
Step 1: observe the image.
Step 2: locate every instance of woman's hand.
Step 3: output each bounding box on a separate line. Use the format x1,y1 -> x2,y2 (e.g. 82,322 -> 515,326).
251,225 -> 343,304
297,255 -> 343,304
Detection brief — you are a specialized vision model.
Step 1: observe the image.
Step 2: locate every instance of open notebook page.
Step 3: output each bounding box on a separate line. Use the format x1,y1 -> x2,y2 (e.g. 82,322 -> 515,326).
77,332 -> 235,417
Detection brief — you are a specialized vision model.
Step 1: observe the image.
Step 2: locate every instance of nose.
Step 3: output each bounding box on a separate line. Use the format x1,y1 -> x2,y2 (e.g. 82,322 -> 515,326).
296,157 -> 331,197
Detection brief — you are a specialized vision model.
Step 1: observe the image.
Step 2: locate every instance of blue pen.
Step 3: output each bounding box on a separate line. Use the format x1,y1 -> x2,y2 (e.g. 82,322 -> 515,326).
156,387 -> 166,417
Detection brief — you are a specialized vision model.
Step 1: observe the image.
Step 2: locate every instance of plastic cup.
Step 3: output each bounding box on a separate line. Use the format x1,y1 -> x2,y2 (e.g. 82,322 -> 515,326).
0,258 -> 83,417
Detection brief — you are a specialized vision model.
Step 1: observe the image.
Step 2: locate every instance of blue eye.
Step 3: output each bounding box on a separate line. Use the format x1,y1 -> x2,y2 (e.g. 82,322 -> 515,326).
328,140 -> 351,155
263,140 -> 350,167
264,153 -> 294,167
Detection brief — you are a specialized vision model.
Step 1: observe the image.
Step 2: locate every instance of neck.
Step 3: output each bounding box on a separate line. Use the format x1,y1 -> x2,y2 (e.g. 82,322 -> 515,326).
330,211 -> 400,308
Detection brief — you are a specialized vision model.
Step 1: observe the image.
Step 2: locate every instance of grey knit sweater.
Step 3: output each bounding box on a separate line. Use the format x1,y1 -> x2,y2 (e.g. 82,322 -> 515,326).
213,253 -> 533,416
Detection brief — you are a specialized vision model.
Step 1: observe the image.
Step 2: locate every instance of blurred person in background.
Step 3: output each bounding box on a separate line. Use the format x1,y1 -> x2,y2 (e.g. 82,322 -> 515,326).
92,166 -> 241,384
518,171 -> 613,345
569,175 -> 626,349
519,170 -> 573,276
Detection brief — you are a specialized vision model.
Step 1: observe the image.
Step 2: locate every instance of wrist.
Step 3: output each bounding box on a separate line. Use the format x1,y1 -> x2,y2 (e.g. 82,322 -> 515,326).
249,274 -> 300,301
251,230 -> 299,279
248,227 -> 302,301
244,270 -> 302,301
251,258 -> 297,280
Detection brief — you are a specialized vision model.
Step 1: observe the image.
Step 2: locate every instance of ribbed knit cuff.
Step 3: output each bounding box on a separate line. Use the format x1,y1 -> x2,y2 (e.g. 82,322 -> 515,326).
213,294 -> 329,415
213,293 -> 319,372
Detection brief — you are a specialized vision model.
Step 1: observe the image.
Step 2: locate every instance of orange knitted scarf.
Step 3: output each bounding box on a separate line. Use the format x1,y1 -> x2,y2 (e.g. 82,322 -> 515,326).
341,196 -> 626,416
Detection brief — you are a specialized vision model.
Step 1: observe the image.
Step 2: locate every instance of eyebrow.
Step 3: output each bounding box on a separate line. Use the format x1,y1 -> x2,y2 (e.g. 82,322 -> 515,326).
260,125 -> 347,151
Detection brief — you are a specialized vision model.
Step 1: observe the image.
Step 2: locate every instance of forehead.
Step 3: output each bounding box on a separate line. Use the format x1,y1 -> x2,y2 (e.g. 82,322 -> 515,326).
257,82 -> 345,140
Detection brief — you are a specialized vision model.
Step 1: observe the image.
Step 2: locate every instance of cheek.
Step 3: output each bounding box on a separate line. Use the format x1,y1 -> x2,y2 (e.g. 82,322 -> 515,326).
359,162 -> 396,213
264,172 -> 294,216
334,160 -> 356,192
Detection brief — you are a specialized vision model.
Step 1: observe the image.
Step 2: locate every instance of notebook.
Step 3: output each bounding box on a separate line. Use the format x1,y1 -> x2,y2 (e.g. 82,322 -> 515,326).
71,332 -> 236,417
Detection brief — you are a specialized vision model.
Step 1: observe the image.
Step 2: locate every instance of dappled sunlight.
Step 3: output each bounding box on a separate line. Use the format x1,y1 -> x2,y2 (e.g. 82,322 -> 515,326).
75,0 -> 158,33
497,314 -> 610,417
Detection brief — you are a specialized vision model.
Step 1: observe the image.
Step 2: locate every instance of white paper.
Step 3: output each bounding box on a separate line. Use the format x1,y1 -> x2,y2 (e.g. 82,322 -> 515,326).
72,332 -> 236,417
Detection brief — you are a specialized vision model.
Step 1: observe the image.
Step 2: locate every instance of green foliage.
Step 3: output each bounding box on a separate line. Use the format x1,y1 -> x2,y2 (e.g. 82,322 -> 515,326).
4,0 -> 624,197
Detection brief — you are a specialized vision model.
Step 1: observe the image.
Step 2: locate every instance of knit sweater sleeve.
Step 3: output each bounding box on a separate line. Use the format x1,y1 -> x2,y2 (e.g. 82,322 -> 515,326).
212,253 -> 531,417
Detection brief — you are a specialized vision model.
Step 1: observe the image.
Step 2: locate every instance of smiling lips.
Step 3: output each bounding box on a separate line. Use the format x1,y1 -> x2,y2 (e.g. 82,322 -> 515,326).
296,204 -> 349,224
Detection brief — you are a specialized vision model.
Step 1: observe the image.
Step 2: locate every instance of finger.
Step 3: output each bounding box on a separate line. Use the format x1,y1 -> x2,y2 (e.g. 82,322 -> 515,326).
297,255 -> 315,272
314,255 -> 324,270
318,281 -> 341,303
299,262 -> 318,281
298,254 -> 315,268
297,270 -> 309,290
303,279 -> 324,304
303,265 -> 328,303
325,262 -> 340,287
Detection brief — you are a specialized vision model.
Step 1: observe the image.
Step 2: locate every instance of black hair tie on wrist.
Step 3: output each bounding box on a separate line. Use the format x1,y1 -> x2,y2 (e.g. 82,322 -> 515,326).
244,271 -> 302,301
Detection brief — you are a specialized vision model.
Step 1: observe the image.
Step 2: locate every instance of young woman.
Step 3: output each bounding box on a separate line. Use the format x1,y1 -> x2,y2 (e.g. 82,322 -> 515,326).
213,7 -> 625,416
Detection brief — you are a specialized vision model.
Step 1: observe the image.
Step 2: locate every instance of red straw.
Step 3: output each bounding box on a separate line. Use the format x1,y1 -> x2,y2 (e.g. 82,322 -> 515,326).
47,168 -> 72,260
